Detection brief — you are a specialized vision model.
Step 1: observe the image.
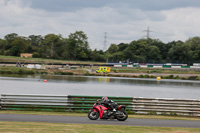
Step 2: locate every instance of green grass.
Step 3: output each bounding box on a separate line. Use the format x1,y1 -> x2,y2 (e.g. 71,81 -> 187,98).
0,55 -> 104,64
111,68 -> 200,74
0,66 -> 89,75
0,66 -> 36,74
0,121 -> 200,133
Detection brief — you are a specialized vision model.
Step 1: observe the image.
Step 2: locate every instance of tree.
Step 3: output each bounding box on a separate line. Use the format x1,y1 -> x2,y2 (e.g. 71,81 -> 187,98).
168,41 -> 192,63
67,31 -> 90,60
165,41 -> 176,61
146,45 -> 162,62
185,37 -> 200,61
110,51 -> 124,60
4,33 -> 18,43
4,33 -> 18,50
28,35 -> 43,46
91,49 -> 106,62
0,39 -> 6,55
8,37 -> 30,56
42,34 -> 63,58
124,40 -> 148,61
107,44 -> 119,54
148,39 -> 166,60
118,43 -> 129,52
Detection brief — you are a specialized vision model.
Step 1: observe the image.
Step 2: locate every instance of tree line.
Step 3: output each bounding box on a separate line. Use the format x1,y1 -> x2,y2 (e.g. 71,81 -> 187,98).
0,31 -> 200,65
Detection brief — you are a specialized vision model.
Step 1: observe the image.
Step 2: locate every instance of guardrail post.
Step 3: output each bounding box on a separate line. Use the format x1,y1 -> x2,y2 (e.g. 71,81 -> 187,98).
0,94 -> 1,110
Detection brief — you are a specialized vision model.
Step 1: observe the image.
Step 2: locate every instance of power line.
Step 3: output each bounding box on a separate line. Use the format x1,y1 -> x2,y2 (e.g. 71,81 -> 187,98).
143,26 -> 153,39
103,32 -> 108,51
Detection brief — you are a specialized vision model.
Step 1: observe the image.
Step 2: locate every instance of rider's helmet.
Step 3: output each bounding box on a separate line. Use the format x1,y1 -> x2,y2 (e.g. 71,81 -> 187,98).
102,96 -> 108,102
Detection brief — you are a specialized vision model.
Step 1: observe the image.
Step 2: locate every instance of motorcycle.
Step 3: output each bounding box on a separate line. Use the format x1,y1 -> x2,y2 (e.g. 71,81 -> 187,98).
88,99 -> 128,121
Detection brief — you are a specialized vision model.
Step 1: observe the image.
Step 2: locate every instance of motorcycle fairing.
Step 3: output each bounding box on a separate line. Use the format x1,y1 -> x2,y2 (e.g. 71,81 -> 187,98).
117,105 -> 126,110
93,105 -> 107,118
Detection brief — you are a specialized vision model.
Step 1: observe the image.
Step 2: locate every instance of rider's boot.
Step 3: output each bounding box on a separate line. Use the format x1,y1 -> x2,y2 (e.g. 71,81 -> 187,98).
108,111 -> 112,115
108,109 -> 117,116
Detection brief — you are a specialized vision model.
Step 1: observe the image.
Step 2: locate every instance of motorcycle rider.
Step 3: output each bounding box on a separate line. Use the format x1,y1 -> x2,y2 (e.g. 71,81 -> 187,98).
101,96 -> 117,114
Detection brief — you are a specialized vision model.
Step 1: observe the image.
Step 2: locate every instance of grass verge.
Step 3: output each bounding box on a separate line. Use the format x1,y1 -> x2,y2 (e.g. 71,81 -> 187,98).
0,110 -> 200,121
110,67 -> 200,74
0,121 -> 199,133
0,66 -> 89,75
0,55 -> 104,65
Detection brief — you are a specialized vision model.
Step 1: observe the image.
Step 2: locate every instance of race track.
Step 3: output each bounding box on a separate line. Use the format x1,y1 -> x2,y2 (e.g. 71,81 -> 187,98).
0,114 -> 199,128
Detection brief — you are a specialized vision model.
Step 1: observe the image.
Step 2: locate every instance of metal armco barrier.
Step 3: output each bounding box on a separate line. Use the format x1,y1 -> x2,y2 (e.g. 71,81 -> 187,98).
113,65 -> 200,69
0,94 -> 69,111
67,95 -> 133,111
0,94 -> 200,116
132,97 -> 200,116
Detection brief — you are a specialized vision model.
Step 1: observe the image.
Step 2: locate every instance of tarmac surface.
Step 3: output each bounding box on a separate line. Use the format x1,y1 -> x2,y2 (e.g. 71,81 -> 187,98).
0,114 -> 199,128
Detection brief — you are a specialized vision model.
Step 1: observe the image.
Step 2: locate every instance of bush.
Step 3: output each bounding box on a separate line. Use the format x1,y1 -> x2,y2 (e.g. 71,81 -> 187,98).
175,75 -> 180,79
16,69 -> 35,74
150,75 -> 156,78
40,71 -> 48,74
84,71 -> 90,76
54,72 -> 73,75
139,75 -> 144,78
188,76 -> 198,80
26,70 -> 35,74
168,75 -> 174,79
144,74 -> 149,78
2,70 -> 13,74
195,76 -> 200,80
18,69 -> 25,74
32,52 -> 40,58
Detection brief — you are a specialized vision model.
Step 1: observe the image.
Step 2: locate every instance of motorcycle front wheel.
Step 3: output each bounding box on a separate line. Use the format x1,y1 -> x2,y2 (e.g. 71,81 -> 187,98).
88,110 -> 99,120
116,110 -> 128,121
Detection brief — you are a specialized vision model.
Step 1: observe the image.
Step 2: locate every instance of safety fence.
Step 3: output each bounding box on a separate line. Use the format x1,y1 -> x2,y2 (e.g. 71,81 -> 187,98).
0,94 -> 200,116
114,65 -> 200,69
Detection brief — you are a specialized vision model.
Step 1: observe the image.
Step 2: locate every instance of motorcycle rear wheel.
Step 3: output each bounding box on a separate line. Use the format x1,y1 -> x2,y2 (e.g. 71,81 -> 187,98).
116,110 -> 128,121
88,110 -> 99,120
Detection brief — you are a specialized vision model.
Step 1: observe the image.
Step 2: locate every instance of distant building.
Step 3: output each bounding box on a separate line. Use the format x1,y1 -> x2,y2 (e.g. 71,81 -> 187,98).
20,53 -> 33,58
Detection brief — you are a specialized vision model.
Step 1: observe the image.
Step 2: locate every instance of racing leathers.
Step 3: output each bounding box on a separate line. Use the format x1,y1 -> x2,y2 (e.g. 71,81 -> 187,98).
102,99 -> 117,112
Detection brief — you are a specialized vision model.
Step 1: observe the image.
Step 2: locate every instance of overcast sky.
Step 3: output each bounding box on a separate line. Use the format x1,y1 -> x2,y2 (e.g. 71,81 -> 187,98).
1,0 -> 200,50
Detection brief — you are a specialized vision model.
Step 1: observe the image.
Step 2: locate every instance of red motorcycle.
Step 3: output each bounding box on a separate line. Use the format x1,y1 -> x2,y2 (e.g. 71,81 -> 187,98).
88,99 -> 128,121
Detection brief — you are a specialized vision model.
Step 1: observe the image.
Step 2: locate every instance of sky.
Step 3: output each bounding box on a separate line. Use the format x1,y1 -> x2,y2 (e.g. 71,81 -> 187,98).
1,0 -> 200,50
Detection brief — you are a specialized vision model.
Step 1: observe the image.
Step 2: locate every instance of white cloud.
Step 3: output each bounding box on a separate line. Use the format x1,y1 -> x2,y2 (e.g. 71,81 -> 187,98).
0,0 -> 200,50
157,7 -> 200,41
